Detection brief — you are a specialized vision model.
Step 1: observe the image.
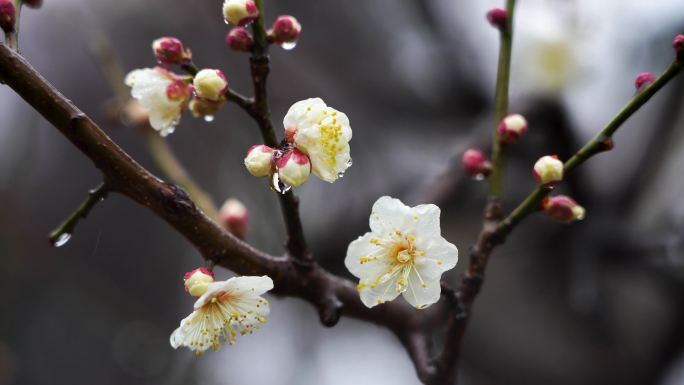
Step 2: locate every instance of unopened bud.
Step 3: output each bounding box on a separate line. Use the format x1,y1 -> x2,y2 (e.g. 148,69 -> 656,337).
183,267 -> 215,297
189,97 -> 222,118
462,149 -> 492,179
542,195 -> 585,224
673,35 -> 684,62
244,144 -> 275,177
193,69 -> 228,101
268,16 -> 301,46
533,155 -> 563,187
634,72 -> 655,92
219,198 -> 249,240
276,149 -> 311,187
152,37 -> 191,67
223,0 -> 259,27
226,27 -> 253,52
497,114 -> 528,145
486,8 -> 508,31
0,0 -> 16,33
22,0 -> 42,8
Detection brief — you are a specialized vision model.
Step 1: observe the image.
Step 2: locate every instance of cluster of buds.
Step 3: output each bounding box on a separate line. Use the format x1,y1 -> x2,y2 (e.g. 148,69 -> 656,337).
267,16 -> 302,49
0,0 -> 15,33
244,144 -> 312,191
533,155 -> 564,187
219,198 -> 249,240
542,195 -> 585,224
183,268 -> 215,297
222,0 -> 301,52
153,37 -> 192,67
498,114 -> 528,145
462,149 -> 492,179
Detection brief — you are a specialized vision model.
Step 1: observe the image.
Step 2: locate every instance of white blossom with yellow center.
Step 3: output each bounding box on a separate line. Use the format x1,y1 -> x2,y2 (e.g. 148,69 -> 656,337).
170,275 -> 273,354
283,98 -> 352,183
345,196 -> 458,309
125,68 -> 189,136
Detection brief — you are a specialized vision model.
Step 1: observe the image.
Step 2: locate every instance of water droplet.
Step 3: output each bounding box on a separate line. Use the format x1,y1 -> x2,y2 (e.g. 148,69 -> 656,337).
52,233 -> 72,247
346,158 -> 353,167
337,171 -> 345,178
269,173 -> 291,195
280,41 -> 297,50
203,115 -> 215,123
474,173 -> 485,181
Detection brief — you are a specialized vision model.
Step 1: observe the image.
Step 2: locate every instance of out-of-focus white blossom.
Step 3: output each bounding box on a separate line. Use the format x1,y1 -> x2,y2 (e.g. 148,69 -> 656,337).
283,98 -> 352,183
170,275 -> 273,354
125,67 -> 190,136
345,196 -> 458,309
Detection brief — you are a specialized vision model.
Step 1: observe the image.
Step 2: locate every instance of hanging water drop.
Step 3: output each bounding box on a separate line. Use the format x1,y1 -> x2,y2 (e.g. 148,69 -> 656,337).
270,173 -> 291,195
52,233 -> 72,247
346,158 -> 353,167
204,115 -> 215,123
280,41 -> 297,50
474,173 -> 485,181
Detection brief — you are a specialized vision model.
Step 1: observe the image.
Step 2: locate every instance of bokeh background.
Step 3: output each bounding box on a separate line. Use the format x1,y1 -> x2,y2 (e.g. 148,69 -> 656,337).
2,0 -> 684,384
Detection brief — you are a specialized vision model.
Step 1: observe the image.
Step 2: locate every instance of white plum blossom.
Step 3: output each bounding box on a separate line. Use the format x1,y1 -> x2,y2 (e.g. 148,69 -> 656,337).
283,98 -> 352,183
345,196 -> 458,309
125,67 -> 190,136
170,275 -> 273,354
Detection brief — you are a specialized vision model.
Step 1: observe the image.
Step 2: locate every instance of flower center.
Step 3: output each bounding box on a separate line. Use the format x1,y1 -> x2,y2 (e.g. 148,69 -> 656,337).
396,248 -> 411,264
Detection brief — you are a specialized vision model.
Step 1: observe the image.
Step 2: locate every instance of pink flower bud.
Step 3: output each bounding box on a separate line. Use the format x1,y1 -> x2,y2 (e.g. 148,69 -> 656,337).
183,267 -> 215,297
22,0 -> 42,8
542,195 -> 585,224
276,149 -> 311,187
268,16 -> 301,46
189,96 -> 222,119
152,37 -> 191,67
244,144 -> 275,177
0,0 -> 16,33
486,8 -> 508,31
462,149 -> 492,178
223,0 -> 259,27
193,69 -> 228,101
226,27 -> 253,52
219,198 -> 249,240
497,114 -> 528,145
673,35 -> 684,62
533,155 -> 564,187
634,72 -> 655,92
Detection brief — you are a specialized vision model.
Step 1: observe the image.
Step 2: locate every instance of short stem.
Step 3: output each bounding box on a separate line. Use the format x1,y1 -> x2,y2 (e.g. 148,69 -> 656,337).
180,62 -> 199,77
488,0 -> 516,198
48,183 -> 109,245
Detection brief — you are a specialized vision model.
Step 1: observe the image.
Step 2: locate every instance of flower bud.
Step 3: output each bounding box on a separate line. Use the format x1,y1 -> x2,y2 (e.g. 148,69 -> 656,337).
634,72 -> 655,92
462,149 -> 492,178
497,114 -> 528,145
0,0 -> 16,33
276,149 -> 311,187
533,155 -> 564,187
226,27 -> 253,52
219,198 -> 249,240
673,35 -> 684,62
542,195 -> 585,224
268,16 -> 301,46
183,268 -> 215,297
22,0 -> 42,8
152,37 -> 191,67
189,97 -> 222,118
486,8 -> 508,31
223,0 -> 259,27
193,69 -> 228,102
244,144 -> 275,177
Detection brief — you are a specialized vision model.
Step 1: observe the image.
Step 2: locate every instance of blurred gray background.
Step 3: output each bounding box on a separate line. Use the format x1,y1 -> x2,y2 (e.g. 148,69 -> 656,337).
2,0 -> 684,384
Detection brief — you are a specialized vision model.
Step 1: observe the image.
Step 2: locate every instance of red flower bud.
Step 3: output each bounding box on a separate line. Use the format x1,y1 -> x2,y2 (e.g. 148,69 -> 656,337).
497,114 -> 528,145
634,72 -> 655,92
462,149 -> 492,179
268,15 -> 301,49
673,34 -> 684,62
542,195 -> 585,224
153,37 -> 191,67
219,198 -> 249,240
486,8 -> 508,31
0,0 -> 16,33
226,27 -> 253,52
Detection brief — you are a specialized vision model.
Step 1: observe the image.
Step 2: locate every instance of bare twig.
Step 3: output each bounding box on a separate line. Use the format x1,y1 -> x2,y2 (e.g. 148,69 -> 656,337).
48,182 -> 109,246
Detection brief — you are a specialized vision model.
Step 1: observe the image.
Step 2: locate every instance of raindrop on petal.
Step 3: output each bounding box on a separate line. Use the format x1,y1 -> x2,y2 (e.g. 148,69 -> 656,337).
269,173 -> 291,195
52,233 -> 72,248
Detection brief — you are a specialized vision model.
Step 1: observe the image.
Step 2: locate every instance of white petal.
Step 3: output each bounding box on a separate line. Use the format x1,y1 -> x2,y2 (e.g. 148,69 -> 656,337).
410,203 -> 441,239
419,237 -> 459,271
344,232 -> 390,279
402,276 -> 441,309
194,275 -> 274,309
369,196 -> 412,235
413,257 -> 444,282
169,310 -> 197,349
359,275 -> 402,308
283,97 -> 326,131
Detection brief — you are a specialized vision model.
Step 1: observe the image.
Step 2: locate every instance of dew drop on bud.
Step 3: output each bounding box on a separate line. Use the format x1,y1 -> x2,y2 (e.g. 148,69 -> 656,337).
52,233 -> 72,247
280,41 -> 297,50
270,173 -> 291,195
204,115 -> 215,123
474,173 -> 485,181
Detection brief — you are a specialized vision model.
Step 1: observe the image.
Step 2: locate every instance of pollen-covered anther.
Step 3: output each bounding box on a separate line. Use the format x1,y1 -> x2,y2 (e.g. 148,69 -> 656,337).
244,144 -> 275,177
533,155 -> 564,187
223,0 -> 259,27
498,114 -> 528,145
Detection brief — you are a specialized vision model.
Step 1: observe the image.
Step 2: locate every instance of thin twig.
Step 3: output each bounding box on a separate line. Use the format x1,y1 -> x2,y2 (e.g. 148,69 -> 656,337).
48,183 -> 109,245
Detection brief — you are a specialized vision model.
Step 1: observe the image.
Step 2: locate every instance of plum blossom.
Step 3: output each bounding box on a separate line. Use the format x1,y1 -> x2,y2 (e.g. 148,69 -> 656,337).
170,275 -> 273,355
283,98 -> 352,183
345,196 -> 458,309
125,67 -> 190,136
